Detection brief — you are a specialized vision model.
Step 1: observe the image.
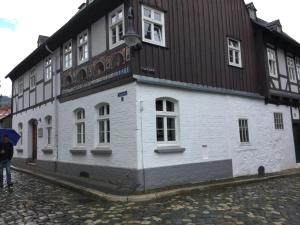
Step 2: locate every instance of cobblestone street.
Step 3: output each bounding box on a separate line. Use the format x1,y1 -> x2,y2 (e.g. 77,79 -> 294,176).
0,171 -> 300,225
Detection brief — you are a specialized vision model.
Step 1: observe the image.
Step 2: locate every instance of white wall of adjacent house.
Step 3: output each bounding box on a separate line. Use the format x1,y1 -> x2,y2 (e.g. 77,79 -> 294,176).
12,102 -> 57,162
57,82 -> 138,169
136,83 -> 296,176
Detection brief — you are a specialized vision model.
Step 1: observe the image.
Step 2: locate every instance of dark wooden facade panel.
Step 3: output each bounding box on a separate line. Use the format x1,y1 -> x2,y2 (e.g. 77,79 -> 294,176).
132,0 -> 259,94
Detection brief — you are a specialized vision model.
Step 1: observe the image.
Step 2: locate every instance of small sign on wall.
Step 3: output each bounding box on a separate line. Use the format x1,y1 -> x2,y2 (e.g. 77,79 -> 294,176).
38,128 -> 43,138
292,107 -> 300,120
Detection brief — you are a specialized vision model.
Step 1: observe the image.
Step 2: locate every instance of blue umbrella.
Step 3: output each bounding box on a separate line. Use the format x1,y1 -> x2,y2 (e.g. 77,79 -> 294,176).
0,129 -> 21,146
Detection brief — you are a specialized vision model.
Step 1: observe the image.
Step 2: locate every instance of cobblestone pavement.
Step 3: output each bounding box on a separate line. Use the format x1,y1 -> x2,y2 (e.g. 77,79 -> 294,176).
0,172 -> 300,225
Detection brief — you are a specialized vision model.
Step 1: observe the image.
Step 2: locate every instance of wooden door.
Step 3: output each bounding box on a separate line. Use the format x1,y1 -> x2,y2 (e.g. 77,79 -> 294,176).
32,123 -> 37,161
293,123 -> 300,163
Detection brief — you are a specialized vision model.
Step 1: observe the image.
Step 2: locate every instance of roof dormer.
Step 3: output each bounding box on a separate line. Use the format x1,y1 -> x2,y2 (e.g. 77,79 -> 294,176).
246,2 -> 257,20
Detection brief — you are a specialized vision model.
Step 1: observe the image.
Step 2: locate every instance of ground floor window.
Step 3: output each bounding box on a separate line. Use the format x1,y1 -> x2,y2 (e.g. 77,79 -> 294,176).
239,119 -> 249,143
274,113 -> 284,130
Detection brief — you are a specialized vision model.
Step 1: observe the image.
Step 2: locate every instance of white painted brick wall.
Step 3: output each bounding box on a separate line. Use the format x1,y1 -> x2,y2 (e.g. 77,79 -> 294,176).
12,101 -> 57,162
136,84 -> 296,176
58,83 -> 138,169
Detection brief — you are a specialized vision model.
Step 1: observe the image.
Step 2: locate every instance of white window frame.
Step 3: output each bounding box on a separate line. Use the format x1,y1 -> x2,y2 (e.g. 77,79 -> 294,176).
274,113 -> 284,130
156,99 -> 178,146
30,70 -> 36,90
77,30 -> 89,64
228,38 -> 242,68
267,48 -> 278,78
296,58 -> 300,81
141,5 -> 166,47
109,4 -> 125,49
63,40 -> 73,71
45,116 -> 52,146
45,57 -> 52,81
97,104 -> 110,146
18,123 -> 23,146
287,57 -> 297,83
239,119 -> 250,143
75,109 -> 86,145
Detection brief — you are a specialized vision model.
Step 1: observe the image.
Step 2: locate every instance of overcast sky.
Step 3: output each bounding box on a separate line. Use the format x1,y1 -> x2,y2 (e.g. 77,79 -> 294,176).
0,0 -> 300,96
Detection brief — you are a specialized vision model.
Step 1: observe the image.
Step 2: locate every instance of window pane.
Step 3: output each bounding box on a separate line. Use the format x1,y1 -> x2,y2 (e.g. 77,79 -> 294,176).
118,24 -> 124,40
111,14 -> 116,24
156,117 -> 164,142
106,105 -> 110,115
167,117 -> 175,129
154,25 -> 162,43
112,27 -> 117,44
166,101 -> 174,112
107,120 -> 110,143
99,121 -> 105,143
144,8 -> 151,18
99,106 -> 105,116
167,130 -> 176,142
156,100 -> 163,111
118,10 -> 123,19
154,12 -> 161,21
144,22 -> 152,40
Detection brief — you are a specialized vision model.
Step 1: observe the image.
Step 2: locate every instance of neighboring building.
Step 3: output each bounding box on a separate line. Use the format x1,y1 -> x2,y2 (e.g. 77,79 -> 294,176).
5,0 -> 299,194
248,2 -> 300,164
0,106 -> 12,128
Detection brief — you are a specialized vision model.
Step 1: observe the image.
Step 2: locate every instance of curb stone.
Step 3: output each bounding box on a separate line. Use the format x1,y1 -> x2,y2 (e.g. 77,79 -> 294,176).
12,166 -> 300,203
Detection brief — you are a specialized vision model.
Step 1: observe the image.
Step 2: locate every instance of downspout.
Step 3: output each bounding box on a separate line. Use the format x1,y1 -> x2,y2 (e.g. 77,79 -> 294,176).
45,42 -> 59,173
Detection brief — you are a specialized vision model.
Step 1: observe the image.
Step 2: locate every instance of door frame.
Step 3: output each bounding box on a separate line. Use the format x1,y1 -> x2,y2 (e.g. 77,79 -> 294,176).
29,119 -> 38,161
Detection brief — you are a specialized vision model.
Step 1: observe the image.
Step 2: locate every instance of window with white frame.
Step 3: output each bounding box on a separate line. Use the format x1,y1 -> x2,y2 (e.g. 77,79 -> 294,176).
78,31 -> 89,64
63,41 -> 72,70
30,70 -> 36,89
75,109 -> 85,145
98,104 -> 110,145
287,57 -> 297,83
239,119 -> 249,143
18,123 -> 23,145
109,4 -> 124,49
296,58 -> 300,80
267,48 -> 278,77
274,113 -> 284,130
18,78 -> 24,94
142,5 -> 165,47
228,38 -> 242,67
45,58 -> 52,80
156,99 -> 178,144
45,116 -> 52,146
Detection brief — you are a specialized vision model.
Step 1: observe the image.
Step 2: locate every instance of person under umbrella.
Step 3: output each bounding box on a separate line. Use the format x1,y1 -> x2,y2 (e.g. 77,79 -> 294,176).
0,134 -> 14,188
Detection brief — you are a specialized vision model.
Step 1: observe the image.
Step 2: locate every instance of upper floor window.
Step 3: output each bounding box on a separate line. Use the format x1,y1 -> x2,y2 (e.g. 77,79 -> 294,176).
18,123 -> 23,145
30,70 -> 36,89
267,48 -> 278,77
109,4 -> 124,49
228,38 -> 242,68
156,99 -> 178,145
78,31 -> 89,64
45,116 -> 52,146
239,119 -> 249,143
18,78 -> 24,94
45,58 -> 52,81
296,58 -> 300,80
274,113 -> 284,130
63,41 -> 72,70
142,5 -> 165,47
287,57 -> 297,83
98,104 -> 110,145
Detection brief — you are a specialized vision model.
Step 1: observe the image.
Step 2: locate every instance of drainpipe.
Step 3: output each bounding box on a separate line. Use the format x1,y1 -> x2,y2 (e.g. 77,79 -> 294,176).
45,42 -> 59,172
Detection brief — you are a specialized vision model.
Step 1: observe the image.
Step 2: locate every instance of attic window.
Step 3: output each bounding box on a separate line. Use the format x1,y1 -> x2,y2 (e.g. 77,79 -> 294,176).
228,38 -> 242,68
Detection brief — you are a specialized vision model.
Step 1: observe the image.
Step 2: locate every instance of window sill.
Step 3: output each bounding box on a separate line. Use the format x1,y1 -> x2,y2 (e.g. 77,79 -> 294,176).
16,149 -> 23,153
91,147 -> 112,155
155,146 -> 186,154
70,147 -> 87,155
229,64 -> 243,69
42,148 -> 53,155
142,39 -> 167,48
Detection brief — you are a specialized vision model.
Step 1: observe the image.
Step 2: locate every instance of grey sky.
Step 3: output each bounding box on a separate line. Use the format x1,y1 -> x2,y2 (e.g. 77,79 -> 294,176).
0,0 -> 299,96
